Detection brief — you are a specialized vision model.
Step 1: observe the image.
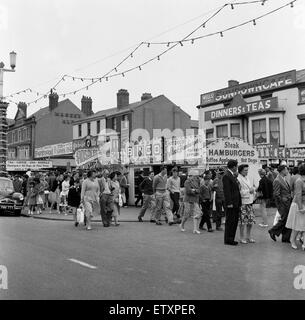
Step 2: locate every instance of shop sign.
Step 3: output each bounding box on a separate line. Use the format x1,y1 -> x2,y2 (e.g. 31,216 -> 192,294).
287,148 -> 305,159
6,160 -> 53,171
35,142 -> 73,158
207,138 -> 259,165
205,96 -> 278,121
74,148 -> 99,167
72,135 -> 98,151
200,70 -> 296,105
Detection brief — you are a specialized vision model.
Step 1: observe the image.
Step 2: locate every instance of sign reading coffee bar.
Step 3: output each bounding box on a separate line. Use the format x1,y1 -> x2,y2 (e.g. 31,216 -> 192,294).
205,95 -> 279,121
200,70 -> 296,106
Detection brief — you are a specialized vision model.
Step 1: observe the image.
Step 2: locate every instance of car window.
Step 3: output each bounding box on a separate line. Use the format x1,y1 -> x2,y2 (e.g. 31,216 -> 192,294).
0,179 -> 14,193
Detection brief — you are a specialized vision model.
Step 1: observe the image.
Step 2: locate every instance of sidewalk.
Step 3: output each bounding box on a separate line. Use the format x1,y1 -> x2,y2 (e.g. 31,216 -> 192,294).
21,205 -> 277,222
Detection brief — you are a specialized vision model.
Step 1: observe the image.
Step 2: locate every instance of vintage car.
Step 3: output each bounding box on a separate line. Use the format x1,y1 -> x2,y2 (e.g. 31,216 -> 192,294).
0,176 -> 24,216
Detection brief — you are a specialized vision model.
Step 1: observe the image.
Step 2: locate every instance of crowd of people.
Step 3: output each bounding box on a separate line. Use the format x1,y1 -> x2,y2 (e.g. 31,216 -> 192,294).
7,160 -> 305,250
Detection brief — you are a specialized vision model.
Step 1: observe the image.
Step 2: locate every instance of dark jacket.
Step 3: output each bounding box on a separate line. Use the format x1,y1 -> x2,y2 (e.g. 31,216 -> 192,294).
222,170 -> 241,208
273,175 -> 292,209
139,177 -> 154,195
257,176 -> 273,200
199,182 -> 212,202
68,185 -> 81,208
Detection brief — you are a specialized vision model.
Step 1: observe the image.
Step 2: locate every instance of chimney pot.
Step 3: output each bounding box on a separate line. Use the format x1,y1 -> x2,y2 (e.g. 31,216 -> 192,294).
141,93 -> 152,101
81,95 -> 93,116
49,92 -> 59,111
228,80 -> 239,87
117,89 -> 129,109
17,102 -> 27,118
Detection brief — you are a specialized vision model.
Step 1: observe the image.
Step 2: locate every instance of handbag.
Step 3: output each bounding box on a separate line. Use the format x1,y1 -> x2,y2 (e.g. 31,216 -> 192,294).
77,207 -> 85,224
118,194 -> 123,207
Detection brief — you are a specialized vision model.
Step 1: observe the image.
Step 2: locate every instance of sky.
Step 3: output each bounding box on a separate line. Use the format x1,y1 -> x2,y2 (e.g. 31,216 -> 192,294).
1,0 -> 305,121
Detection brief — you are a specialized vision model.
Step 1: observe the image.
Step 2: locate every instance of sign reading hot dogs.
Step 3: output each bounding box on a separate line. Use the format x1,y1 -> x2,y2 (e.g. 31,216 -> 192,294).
200,70 -> 296,106
205,96 -> 279,121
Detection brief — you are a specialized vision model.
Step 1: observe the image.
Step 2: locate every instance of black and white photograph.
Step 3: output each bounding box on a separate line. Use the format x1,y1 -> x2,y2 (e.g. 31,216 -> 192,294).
0,0 -> 305,308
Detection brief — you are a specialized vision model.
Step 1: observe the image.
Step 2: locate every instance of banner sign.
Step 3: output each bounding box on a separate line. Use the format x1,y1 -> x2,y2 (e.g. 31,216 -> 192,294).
74,148 -> 99,167
200,70 -> 296,105
72,135 -> 98,152
205,96 -> 279,121
6,160 -> 53,171
207,138 -> 259,165
35,142 -> 73,158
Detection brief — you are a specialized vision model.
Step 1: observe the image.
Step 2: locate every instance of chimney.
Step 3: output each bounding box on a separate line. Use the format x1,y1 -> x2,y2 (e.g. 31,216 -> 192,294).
117,89 -> 129,109
81,96 -> 93,116
228,80 -> 239,87
49,90 -> 59,111
141,93 -> 152,101
17,102 -> 27,118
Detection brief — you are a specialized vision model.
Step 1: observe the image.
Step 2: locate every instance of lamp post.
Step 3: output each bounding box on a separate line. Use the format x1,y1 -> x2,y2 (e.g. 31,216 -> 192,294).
0,51 -> 17,174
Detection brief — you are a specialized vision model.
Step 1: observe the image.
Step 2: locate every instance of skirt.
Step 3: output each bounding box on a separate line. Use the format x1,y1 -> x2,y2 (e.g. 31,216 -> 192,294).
286,202 -> 305,232
239,204 -> 256,225
182,202 -> 202,219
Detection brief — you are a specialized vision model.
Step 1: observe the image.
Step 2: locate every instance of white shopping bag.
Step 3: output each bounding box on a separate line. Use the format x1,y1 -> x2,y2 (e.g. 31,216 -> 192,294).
273,210 -> 281,226
77,207 -> 85,224
212,191 -> 216,211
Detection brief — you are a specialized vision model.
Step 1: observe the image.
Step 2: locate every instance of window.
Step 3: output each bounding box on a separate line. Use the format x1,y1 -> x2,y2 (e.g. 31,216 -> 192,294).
206,129 -> 214,145
269,118 -> 280,146
27,127 -> 31,140
230,123 -> 240,138
18,130 -> 21,142
252,119 -> 267,145
260,93 -> 273,100
8,148 -> 16,159
87,122 -> 91,136
7,132 -> 12,144
299,87 -> 305,104
78,124 -> 82,137
113,118 -> 117,131
97,120 -> 100,134
18,146 -> 30,159
216,125 -> 228,138
300,119 -> 305,143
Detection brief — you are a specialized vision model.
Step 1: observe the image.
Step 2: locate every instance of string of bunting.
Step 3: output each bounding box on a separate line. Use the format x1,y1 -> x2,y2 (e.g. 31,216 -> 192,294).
5,0 -> 297,106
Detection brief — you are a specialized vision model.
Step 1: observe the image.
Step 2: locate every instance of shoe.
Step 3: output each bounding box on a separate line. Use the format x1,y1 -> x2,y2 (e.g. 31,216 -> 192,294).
208,229 -> 214,233
168,222 -> 174,226
74,222 -> 79,227
268,230 -> 276,242
179,224 -> 185,232
240,239 -> 248,244
225,241 -> 238,246
291,243 -> 298,250
86,226 -> 92,231
302,245 -> 305,251
216,227 -> 223,231
103,224 -> 110,227
156,222 -> 162,225
138,217 -> 143,222
259,223 -> 268,227
193,230 -> 201,234
247,239 -> 256,243
199,227 -> 206,231
150,219 -> 156,223
115,223 -> 120,226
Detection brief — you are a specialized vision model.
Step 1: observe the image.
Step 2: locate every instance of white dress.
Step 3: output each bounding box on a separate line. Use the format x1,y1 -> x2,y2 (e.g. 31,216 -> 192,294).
286,178 -> 305,232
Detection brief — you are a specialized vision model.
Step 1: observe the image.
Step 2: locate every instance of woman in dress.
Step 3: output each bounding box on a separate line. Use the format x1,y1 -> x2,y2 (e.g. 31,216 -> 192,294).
80,170 -> 100,230
286,163 -> 305,250
237,164 -> 256,244
179,169 -> 202,234
109,171 -> 121,226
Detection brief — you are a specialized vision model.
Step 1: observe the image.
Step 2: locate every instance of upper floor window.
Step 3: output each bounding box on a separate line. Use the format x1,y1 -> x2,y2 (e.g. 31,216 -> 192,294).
300,119 -> 305,143
299,87 -> 305,104
87,122 -> 91,136
97,120 -> 100,134
230,123 -> 240,138
113,118 -> 117,131
252,119 -> 267,145
269,118 -> 280,146
216,125 -> 228,138
78,124 -> 82,137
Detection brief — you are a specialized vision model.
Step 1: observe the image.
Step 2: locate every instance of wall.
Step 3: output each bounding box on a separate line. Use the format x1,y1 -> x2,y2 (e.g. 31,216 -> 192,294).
35,100 -> 83,148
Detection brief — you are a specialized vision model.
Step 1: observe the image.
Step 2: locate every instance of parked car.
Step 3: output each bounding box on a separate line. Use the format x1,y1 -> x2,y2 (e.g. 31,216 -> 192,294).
0,176 -> 24,216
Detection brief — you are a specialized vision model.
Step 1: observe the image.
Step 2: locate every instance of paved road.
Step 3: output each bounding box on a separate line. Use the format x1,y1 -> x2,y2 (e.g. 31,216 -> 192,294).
0,215 -> 304,300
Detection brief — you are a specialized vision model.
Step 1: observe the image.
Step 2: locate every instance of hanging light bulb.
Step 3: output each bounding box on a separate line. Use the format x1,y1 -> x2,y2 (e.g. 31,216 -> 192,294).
179,41 -> 183,46
106,77 -> 108,81
202,23 -> 205,28
99,78 -> 102,82
167,42 -> 170,47
81,78 -> 83,81
86,86 -> 88,90
220,32 -> 223,37
74,91 -> 76,95
122,73 -> 125,77
191,39 -> 194,44
72,77 -> 75,81
139,66 -> 142,71
231,4 -> 234,9
253,19 -> 256,26
130,53 -> 133,58
157,56 -> 160,61
115,67 -> 117,72
291,2 -> 294,7
261,0 -> 265,5
147,43 -> 150,47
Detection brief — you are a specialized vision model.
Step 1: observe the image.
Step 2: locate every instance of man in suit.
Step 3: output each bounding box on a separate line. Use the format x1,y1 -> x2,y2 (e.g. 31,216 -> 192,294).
223,159 -> 242,246
268,164 -> 292,242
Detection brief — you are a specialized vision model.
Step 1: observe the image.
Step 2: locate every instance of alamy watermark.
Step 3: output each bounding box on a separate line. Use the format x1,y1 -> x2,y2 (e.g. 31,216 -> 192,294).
0,265 -> 8,290
293,265 -> 305,290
